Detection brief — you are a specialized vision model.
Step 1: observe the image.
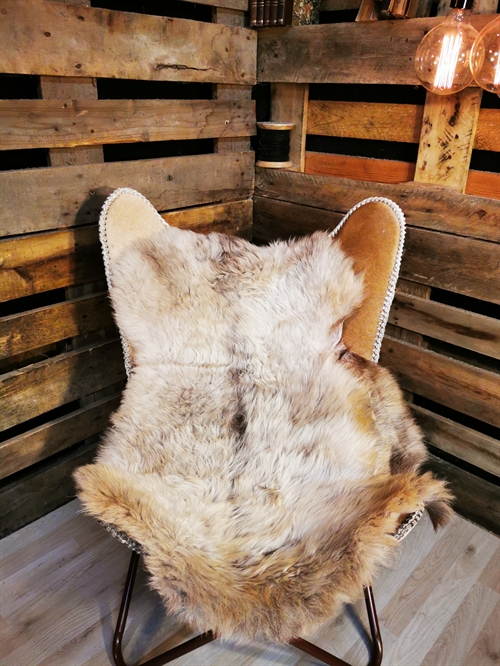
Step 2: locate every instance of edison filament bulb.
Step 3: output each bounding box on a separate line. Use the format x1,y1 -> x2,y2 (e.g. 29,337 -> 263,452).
414,0 -> 478,95
470,15 -> 500,95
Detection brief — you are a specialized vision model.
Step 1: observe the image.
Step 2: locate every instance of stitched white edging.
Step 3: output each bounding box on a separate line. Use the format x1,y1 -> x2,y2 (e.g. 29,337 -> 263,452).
330,197 -> 406,364
393,509 -> 424,541
99,187 -> 169,378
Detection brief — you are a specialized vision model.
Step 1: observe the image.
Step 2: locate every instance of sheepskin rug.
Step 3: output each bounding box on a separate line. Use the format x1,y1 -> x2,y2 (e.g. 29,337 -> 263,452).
75,221 -> 452,643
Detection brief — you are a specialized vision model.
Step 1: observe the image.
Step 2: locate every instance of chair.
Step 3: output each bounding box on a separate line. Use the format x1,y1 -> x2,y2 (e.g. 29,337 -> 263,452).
75,189 -> 452,666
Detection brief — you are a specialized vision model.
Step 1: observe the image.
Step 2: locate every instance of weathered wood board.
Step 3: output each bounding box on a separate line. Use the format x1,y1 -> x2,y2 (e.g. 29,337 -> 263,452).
0,0 -> 257,85
257,15 -> 495,84
0,152 -> 255,236
255,168 -> 500,242
0,100 -> 256,150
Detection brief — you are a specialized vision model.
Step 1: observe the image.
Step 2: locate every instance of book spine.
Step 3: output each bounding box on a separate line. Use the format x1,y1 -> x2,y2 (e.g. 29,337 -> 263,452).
263,0 -> 270,26
277,0 -> 285,25
269,0 -> 278,25
250,0 -> 258,25
256,0 -> 265,26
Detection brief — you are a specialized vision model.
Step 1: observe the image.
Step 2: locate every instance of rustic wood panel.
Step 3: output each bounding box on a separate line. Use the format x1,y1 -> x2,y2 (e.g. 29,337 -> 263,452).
160,199 -> 253,237
0,441 -> 97,539
465,170 -> 500,200
0,226 -> 102,303
271,84 -> 309,171
0,293 -> 114,360
424,453 -> 500,535
401,228 -> 499,304
307,101 -> 500,152
307,101 -> 423,143
255,167 -> 500,242
0,394 -> 121,480
182,0 -> 248,8
320,0 -> 362,9
257,15 -> 495,84
0,152 -> 255,237
0,339 -> 125,432
413,405 -> 500,478
389,292 -> 500,360
0,1 -> 256,85
380,337 -> 500,428
0,100 -> 256,150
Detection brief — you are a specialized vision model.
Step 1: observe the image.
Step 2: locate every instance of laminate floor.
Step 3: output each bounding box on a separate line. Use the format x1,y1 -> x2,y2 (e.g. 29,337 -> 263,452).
1,500 -> 498,666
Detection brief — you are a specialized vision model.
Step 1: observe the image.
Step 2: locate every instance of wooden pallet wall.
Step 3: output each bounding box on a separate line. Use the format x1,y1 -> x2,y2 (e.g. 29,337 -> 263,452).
0,0 -> 255,538
256,15 -> 500,534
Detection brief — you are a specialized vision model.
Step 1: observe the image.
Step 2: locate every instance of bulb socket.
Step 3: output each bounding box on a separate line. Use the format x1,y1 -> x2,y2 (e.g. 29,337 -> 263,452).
449,0 -> 474,9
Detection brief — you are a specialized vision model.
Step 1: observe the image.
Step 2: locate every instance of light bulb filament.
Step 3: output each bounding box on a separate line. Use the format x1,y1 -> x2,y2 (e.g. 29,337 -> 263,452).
434,33 -> 463,91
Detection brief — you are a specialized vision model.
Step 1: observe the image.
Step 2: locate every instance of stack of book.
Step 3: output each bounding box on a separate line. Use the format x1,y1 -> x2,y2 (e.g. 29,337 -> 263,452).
250,0 -> 293,27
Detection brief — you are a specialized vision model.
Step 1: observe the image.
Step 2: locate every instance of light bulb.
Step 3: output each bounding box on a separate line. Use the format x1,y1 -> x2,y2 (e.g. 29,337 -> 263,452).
470,15 -> 500,95
414,3 -> 478,95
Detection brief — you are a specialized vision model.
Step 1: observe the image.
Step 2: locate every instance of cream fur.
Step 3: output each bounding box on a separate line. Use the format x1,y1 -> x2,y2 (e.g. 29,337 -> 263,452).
75,225 -> 452,643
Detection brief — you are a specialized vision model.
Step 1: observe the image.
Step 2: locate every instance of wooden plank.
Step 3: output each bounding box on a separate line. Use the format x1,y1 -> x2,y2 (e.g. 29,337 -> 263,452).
380,337 -> 500,428
307,102 -> 500,151
0,227 -> 102,303
160,199 -> 253,237
271,83 -> 309,171
257,15 -> 495,84
0,152 -> 255,237
0,100 -> 256,151
254,167 -> 500,242
0,394 -> 121,480
180,0 -> 248,8
413,404 -> 500,477
0,441 -> 97,538
307,100 -> 423,143
465,169 -> 500,200
0,1 -> 256,85
0,339 -> 125,432
415,88 -> 482,193
320,0 -> 362,9
389,291 -> 500,360
424,453 -> 500,535
253,196 -> 342,243
0,293 -> 114,360
305,151 -> 416,183
401,227 -> 500,304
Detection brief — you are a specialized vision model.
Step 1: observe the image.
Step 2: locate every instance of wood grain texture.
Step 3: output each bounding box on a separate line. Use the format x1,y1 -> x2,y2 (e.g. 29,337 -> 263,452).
320,0 -> 362,9
307,101 -> 500,152
401,227 -> 500,303
464,601 -> 500,666
0,152 -> 255,236
0,394 -> 121,480
389,291 -> 500,359
254,167 -> 500,242
306,150 -> 416,183
0,339 -> 125,432
160,199 -> 253,237
415,89 -> 482,193
465,169 -> 500,199
412,404 -> 500,477
181,0 -> 248,8
0,99 -> 256,150
0,501 -> 497,663
0,226 -> 102,303
0,0 -> 256,85
257,15 -> 495,83
271,83 -> 309,171
0,293 -> 114,359
380,337 -> 500,428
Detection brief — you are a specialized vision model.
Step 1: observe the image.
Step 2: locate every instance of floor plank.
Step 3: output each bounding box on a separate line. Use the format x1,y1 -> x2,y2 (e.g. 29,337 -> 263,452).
0,500 -> 498,666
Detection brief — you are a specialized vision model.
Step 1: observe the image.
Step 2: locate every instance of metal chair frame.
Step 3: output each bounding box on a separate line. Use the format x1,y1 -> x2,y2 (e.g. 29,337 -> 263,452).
113,550 -> 383,666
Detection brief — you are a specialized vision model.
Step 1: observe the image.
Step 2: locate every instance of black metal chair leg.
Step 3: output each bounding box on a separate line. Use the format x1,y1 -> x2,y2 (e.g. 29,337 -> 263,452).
114,552 -> 382,666
113,551 -> 216,666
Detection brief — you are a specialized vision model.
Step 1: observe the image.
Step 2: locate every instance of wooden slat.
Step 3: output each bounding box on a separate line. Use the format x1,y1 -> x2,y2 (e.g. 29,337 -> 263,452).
0,293 -> 114,360
257,15 -> 495,84
320,0 -> 362,9
180,0 -> 248,8
307,101 -> 500,151
160,199 -> 253,237
424,453 -> 500,535
305,151 -> 416,183
0,339 -> 125,432
380,337 -> 500,428
401,228 -> 499,304
255,167 -> 500,242
0,152 -> 255,237
0,227 -> 102,303
0,394 -> 120,480
0,100 -> 256,151
307,101 -> 423,143
0,441 -> 97,539
389,292 -> 500,360
465,170 -> 500,199
413,405 -> 500,477
271,84 -> 309,171
0,0 -> 256,85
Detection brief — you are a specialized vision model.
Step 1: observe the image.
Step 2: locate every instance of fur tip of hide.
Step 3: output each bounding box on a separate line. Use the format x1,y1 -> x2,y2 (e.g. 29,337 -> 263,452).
426,496 -> 455,530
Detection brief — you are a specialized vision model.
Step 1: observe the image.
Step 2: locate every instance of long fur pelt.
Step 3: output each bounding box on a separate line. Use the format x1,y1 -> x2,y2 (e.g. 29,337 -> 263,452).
75,225 -> 453,643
